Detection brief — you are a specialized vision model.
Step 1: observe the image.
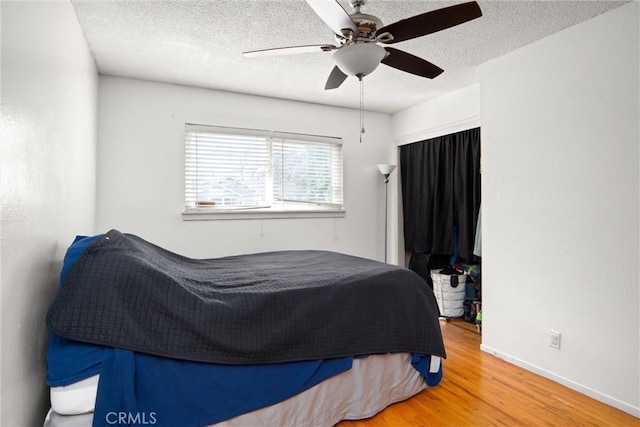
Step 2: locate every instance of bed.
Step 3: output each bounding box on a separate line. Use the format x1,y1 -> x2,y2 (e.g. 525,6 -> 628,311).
44,230 -> 446,427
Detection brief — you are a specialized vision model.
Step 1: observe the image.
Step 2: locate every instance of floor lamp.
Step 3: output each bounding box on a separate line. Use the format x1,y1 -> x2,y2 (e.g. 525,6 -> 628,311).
376,164 -> 396,263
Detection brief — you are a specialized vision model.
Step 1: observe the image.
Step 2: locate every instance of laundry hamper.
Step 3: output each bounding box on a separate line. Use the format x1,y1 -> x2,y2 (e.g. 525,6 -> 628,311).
431,269 -> 466,318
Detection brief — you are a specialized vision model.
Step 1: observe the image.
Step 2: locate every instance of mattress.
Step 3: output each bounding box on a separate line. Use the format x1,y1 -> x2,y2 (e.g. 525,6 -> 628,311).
46,353 -> 441,427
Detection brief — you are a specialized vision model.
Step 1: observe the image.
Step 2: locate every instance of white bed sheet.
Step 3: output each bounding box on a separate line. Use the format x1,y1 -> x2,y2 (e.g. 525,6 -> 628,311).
49,375 -> 99,416
47,353 -> 440,427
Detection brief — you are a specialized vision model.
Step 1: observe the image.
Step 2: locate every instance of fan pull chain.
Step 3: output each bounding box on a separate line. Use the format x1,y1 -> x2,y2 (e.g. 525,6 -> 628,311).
359,76 -> 365,143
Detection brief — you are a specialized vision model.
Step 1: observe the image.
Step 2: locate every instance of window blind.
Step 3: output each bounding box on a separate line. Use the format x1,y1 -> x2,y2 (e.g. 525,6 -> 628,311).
185,124 -> 343,211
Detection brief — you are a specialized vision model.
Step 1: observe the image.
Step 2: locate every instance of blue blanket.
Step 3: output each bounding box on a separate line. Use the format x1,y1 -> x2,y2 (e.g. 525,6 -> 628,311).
94,349 -> 353,426
47,235 -> 443,426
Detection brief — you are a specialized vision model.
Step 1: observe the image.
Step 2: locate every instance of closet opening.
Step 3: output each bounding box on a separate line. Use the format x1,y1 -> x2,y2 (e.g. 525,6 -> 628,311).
399,127 -> 482,332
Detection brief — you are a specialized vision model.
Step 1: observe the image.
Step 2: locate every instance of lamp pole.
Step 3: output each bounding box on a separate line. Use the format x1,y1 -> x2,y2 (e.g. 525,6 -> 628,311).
376,164 -> 396,263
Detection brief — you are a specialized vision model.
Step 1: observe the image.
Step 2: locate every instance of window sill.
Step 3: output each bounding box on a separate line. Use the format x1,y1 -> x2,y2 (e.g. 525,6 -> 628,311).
182,208 -> 346,221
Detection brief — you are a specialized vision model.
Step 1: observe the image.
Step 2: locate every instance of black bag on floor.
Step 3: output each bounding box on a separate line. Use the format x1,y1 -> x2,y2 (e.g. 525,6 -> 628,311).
408,252 -> 449,289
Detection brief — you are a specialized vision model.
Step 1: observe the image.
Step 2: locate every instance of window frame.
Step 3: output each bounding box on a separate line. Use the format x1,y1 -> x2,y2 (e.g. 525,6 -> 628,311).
182,123 -> 345,221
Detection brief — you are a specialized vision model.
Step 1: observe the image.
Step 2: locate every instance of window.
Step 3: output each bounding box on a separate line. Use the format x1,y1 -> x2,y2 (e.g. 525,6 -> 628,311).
184,124 -> 344,219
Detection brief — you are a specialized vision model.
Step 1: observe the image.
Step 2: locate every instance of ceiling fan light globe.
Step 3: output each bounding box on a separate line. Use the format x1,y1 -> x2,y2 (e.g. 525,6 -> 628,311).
332,43 -> 386,77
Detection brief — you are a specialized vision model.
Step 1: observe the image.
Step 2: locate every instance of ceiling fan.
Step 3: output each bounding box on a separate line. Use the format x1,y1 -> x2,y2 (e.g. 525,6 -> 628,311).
243,0 -> 482,90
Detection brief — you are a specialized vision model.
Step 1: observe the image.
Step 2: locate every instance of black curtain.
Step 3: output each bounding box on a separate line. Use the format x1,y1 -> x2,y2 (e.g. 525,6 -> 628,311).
400,127 -> 481,263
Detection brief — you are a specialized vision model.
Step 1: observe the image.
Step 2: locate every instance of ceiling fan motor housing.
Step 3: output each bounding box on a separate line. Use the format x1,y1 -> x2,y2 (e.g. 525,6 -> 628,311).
350,12 -> 383,41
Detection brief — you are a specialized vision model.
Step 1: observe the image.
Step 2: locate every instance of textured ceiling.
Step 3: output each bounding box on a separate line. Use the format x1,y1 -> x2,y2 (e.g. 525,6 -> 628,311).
71,0 -> 629,113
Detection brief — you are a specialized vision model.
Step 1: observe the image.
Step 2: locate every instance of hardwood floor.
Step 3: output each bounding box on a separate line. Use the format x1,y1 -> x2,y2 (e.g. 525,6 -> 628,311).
336,319 -> 638,427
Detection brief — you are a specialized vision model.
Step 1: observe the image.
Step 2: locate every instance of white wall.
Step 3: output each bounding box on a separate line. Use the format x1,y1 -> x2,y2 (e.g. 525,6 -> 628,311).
0,1 -> 98,425
392,83 -> 481,146
480,2 -> 639,416
96,76 -> 394,261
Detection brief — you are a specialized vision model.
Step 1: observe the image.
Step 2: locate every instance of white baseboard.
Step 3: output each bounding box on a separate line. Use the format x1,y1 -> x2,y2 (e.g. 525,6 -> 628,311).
480,344 -> 640,418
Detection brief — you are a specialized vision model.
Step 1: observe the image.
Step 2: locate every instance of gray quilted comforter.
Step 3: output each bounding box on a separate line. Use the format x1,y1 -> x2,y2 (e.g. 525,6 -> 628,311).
47,230 -> 445,364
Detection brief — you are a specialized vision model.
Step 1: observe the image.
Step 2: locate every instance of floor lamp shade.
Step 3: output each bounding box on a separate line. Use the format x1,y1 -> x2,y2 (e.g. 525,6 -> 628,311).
376,164 -> 397,177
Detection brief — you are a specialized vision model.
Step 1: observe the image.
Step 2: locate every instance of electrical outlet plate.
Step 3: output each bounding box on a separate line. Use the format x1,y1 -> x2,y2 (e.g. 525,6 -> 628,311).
549,330 -> 561,349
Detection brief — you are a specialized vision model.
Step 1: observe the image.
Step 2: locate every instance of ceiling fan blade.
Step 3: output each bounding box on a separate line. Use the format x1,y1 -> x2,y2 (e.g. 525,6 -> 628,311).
324,66 -> 348,90
306,0 -> 358,37
243,44 -> 337,57
381,47 -> 444,79
375,1 -> 482,44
